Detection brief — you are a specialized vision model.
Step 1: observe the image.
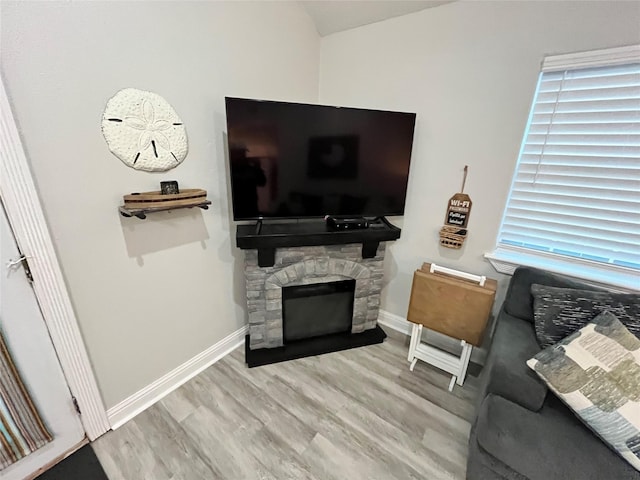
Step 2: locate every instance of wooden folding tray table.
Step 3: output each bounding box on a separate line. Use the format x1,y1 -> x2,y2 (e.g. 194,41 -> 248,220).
406,262 -> 497,391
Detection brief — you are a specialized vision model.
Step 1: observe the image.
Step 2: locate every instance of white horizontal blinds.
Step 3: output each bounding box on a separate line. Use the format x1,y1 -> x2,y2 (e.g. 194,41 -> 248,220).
499,54 -> 640,270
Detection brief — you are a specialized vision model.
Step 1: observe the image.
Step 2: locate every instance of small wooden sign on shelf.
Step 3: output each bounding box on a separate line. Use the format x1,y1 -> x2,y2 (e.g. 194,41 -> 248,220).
440,166 -> 472,249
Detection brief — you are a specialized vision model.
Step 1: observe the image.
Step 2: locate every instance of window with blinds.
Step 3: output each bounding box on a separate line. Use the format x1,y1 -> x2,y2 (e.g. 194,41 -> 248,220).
497,46 -> 640,275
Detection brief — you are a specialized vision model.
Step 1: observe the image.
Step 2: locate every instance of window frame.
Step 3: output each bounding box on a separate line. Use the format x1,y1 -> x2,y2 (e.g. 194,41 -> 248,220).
486,45 -> 640,291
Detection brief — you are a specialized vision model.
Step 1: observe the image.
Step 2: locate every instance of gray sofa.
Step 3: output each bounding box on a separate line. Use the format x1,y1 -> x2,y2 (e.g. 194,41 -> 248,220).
467,266 -> 640,480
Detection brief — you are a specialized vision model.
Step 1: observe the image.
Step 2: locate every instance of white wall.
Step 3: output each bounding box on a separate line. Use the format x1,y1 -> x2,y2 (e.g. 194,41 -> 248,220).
319,1 -> 640,341
1,1 -> 319,409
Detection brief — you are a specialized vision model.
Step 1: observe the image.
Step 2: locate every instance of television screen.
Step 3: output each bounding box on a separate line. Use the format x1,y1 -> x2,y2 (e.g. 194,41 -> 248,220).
225,97 -> 416,220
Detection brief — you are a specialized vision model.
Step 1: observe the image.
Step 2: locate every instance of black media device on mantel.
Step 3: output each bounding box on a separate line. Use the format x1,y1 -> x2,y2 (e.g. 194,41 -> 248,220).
326,216 -> 369,231
224,97 -> 417,221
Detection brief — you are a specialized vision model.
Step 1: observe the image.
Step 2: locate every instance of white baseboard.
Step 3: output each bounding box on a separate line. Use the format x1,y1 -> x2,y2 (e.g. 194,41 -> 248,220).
107,312 -> 484,430
378,309 -> 486,365
107,325 -> 248,430
377,309 -> 413,336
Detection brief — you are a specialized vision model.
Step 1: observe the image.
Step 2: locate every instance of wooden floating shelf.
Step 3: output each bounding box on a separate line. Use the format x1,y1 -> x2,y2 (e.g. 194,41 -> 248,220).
119,188 -> 211,219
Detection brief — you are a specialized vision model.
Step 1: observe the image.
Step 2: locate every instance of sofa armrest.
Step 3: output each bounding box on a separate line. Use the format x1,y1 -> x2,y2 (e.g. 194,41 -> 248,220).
476,310 -> 547,412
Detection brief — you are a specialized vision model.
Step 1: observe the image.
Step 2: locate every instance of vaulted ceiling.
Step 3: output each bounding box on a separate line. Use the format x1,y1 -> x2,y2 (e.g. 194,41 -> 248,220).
300,1 -> 455,36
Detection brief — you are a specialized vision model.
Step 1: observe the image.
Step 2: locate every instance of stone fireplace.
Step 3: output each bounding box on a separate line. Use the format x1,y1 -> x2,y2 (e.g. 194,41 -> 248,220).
242,242 -> 386,361
236,217 -> 401,366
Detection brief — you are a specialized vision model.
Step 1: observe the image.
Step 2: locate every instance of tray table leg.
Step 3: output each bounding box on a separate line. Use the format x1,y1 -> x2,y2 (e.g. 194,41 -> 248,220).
409,358 -> 418,372
406,324 -> 473,392
456,340 -> 473,387
448,375 -> 457,392
408,323 -> 422,362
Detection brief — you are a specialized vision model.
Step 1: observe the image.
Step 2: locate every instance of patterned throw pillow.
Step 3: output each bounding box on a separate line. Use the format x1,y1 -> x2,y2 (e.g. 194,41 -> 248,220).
531,284 -> 640,348
527,311 -> 640,471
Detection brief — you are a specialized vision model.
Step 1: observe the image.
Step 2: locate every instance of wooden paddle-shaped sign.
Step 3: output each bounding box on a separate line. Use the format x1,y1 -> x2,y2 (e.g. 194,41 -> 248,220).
445,166 -> 472,229
439,166 -> 472,249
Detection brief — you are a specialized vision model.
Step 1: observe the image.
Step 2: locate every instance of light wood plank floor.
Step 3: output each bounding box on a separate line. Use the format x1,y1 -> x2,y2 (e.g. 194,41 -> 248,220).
93,331 -> 479,480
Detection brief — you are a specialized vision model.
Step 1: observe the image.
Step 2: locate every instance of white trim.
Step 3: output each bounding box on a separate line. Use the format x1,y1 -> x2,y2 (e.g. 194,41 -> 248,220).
483,253 -> 517,276
542,44 -> 640,72
0,79 -> 110,440
377,309 -> 413,336
378,310 -> 486,365
485,246 -> 639,292
107,325 -> 248,429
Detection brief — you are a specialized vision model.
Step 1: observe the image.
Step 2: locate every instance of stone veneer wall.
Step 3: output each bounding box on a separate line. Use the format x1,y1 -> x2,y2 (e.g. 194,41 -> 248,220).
244,243 -> 386,350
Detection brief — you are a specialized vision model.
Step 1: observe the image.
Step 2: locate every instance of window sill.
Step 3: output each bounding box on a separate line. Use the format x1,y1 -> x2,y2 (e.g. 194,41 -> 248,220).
485,246 -> 639,292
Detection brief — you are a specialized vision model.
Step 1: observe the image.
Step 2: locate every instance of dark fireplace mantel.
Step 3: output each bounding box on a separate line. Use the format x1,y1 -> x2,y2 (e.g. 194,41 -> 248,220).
236,217 -> 401,267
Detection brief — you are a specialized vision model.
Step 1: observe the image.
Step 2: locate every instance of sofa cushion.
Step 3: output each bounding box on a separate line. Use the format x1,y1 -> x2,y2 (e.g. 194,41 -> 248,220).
531,284 -> 640,348
476,393 -> 640,480
528,311 -> 640,471
477,310 -> 547,413
503,266 -> 600,323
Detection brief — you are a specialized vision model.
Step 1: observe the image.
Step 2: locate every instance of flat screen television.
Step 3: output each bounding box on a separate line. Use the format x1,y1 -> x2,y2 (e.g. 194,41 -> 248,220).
225,97 -> 416,221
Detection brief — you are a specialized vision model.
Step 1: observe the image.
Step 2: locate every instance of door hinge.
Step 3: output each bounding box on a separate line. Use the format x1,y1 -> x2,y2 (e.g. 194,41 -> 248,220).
72,396 -> 81,415
20,256 -> 33,283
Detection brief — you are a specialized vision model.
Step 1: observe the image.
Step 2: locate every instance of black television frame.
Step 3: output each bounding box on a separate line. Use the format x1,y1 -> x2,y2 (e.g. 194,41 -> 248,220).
225,97 -> 416,222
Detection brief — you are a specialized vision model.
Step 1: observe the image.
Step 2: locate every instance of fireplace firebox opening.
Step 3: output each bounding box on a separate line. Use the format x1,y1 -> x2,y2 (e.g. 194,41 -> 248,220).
283,279 -> 355,343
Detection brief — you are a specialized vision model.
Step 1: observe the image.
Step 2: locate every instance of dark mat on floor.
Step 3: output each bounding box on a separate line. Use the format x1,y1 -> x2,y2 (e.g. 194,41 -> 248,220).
36,444 -> 109,480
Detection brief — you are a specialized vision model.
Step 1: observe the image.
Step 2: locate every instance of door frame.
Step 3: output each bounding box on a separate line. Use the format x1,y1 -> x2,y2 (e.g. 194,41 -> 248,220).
0,78 -> 110,441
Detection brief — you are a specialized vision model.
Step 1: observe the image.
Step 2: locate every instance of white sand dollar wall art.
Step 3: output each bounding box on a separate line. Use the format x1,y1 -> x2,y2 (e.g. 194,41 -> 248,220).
101,88 -> 188,172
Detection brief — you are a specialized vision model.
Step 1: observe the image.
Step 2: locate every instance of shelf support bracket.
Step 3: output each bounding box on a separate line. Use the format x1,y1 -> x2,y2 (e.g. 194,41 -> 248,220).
362,241 -> 379,258
257,248 -> 276,267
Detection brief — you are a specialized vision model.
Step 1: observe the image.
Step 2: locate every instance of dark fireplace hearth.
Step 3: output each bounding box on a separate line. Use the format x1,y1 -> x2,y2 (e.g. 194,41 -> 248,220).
244,325 -> 387,367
